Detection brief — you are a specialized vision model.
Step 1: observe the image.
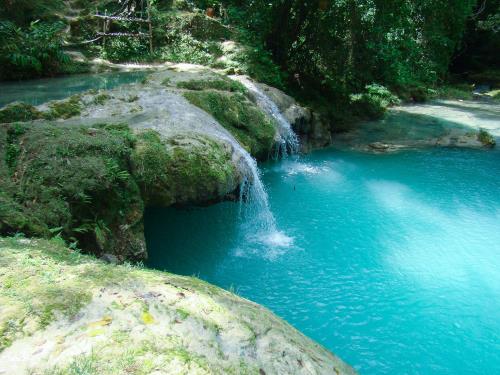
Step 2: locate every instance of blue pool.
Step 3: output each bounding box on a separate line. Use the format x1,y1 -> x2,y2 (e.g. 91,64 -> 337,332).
146,143 -> 500,374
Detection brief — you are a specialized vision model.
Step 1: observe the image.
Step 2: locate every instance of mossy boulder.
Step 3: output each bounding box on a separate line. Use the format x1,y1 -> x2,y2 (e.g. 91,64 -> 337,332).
0,121 -> 243,260
0,237 -> 356,375
176,76 -> 247,94
183,90 -> 277,160
0,102 -> 44,123
0,122 -> 145,260
132,131 -> 239,206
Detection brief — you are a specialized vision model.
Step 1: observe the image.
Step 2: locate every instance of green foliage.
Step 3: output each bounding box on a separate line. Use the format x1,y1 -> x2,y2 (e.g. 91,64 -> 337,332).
0,0 -> 64,25
0,102 -> 44,123
100,37 -> 150,63
434,85 -> 473,100
183,90 -> 276,159
350,84 -> 400,120
0,122 -> 144,257
0,20 -> 69,80
478,129 -> 496,147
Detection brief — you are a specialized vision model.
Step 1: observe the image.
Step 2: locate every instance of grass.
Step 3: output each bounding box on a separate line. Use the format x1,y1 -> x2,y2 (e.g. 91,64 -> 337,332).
176,77 -> 247,94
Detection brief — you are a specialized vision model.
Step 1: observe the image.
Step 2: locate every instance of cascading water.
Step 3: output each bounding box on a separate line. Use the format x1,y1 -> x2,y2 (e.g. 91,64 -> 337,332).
231,76 -> 300,158
207,125 -> 293,252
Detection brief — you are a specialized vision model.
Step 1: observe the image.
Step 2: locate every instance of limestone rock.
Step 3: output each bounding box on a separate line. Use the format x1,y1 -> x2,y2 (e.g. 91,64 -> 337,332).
0,238 -> 357,375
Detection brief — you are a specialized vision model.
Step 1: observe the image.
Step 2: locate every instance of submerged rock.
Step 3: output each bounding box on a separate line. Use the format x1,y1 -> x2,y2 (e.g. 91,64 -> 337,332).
335,104 -> 498,152
0,238 -> 356,375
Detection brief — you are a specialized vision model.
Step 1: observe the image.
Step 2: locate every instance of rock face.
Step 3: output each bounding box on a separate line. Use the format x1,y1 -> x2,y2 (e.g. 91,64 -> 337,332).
253,82 -> 333,151
0,238 -> 356,375
0,64 -> 284,260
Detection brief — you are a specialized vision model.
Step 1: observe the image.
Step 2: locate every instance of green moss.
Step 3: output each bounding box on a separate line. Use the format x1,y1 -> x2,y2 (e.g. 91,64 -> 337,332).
177,77 -> 247,94
176,308 -> 190,320
478,129 -> 496,147
131,131 -> 237,205
0,122 -> 144,258
486,89 -> 500,101
93,93 -> 112,106
183,91 -> 276,159
0,238 -> 139,352
0,102 -> 44,123
44,95 -> 83,120
162,77 -> 172,86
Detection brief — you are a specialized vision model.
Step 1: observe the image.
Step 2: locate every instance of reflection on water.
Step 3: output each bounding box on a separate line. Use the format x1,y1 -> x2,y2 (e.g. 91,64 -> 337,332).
0,71 -> 149,107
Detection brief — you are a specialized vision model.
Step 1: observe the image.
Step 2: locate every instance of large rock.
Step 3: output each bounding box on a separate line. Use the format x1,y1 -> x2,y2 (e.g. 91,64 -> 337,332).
253,82 -> 332,151
0,65 -> 284,260
0,238 -> 356,375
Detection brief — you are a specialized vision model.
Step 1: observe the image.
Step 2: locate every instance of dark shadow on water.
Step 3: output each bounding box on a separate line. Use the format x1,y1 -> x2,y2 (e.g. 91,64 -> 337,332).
144,203 -> 241,278
0,71 -> 149,107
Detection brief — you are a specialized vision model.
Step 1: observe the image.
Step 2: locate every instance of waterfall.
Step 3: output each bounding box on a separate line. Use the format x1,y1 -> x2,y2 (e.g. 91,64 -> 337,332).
211,130 -> 291,249
186,109 -> 289,250
231,76 -> 300,158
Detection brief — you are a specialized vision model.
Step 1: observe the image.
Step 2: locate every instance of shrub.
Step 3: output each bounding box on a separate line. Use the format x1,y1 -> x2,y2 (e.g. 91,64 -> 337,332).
350,84 -> 400,120
0,20 -> 69,80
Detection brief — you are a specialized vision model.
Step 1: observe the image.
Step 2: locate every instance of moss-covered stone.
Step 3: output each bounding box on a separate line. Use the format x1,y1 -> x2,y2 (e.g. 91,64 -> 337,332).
131,131 -> 238,206
0,237 -> 356,374
183,91 -> 277,160
0,102 -> 44,123
177,77 -> 247,94
0,122 -> 145,259
44,95 -> 83,120
0,121 -> 243,260
478,129 -> 496,147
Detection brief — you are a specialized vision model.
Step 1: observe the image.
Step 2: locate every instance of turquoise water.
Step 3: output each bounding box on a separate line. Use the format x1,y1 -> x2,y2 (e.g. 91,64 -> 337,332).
0,71 -> 148,107
146,145 -> 500,374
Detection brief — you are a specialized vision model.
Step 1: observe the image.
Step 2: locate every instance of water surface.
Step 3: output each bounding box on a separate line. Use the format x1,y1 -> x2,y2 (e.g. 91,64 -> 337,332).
0,71 -> 148,107
146,145 -> 500,374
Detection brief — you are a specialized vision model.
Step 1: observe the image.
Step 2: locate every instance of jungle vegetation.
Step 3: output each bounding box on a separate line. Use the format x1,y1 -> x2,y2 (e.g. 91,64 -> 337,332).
0,0 -> 498,113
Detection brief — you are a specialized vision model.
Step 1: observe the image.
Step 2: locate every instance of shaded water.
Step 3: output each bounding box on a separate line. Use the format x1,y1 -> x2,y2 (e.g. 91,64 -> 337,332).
0,71 -> 148,107
147,143 -> 500,373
